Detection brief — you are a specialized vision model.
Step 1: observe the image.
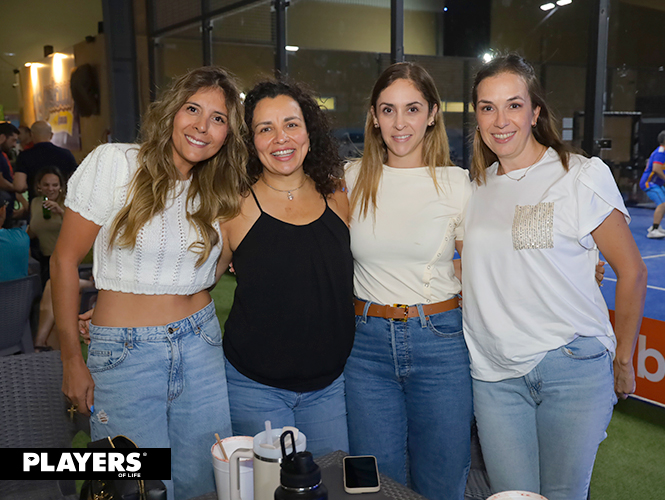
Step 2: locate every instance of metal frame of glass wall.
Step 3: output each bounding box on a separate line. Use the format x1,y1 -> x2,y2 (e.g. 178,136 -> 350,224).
143,0 -> 617,166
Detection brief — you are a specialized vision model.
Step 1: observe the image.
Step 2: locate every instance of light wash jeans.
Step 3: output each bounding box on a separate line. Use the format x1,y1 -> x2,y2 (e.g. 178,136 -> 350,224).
472,336 -> 617,500
87,301 -> 232,500
224,360 -> 349,457
345,304 -> 473,500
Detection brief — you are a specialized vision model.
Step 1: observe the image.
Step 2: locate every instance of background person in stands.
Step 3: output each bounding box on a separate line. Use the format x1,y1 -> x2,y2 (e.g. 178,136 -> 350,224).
27,166 -> 66,287
0,122 -> 20,227
0,191 -> 29,281
18,125 -> 33,151
13,120 -> 78,203
639,130 -> 665,239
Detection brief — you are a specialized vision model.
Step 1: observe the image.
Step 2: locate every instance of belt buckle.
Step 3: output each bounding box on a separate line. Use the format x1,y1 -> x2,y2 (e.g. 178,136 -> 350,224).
393,304 -> 409,322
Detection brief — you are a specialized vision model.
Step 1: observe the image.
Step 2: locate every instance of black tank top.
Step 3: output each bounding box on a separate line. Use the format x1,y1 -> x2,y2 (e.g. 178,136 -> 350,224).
223,188 -> 355,392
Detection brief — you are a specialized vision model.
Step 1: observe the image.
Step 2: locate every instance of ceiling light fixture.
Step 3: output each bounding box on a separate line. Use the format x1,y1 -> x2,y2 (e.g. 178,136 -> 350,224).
540,3 -> 555,10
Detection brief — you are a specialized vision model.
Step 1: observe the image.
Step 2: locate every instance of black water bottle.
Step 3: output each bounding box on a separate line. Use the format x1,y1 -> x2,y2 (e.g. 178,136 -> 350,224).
275,430 -> 327,500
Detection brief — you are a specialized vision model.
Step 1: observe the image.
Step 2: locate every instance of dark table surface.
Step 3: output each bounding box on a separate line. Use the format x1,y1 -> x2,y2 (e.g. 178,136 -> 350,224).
190,450 -> 427,500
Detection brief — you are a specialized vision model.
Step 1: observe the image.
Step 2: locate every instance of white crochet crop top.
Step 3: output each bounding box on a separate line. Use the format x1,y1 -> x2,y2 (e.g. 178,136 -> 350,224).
65,143 -> 222,295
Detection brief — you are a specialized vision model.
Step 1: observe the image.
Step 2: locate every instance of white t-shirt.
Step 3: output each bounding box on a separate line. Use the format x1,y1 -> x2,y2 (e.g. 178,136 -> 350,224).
66,143 -> 222,295
462,149 -> 628,382
346,160 -> 472,305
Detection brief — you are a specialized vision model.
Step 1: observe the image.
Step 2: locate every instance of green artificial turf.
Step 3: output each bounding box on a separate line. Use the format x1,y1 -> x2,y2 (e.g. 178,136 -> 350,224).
209,271 -> 237,329
590,398 -> 665,499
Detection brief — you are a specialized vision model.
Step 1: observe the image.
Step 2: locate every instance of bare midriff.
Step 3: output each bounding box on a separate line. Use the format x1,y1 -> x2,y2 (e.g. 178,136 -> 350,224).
90,289 -> 213,327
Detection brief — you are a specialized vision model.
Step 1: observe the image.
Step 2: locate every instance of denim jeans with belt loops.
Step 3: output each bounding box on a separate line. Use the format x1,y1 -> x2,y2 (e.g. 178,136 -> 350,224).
472,335 -> 617,500
344,302 -> 473,500
87,301 -> 232,500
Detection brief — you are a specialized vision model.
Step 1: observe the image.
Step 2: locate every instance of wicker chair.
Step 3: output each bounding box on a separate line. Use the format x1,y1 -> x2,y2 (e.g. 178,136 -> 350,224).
0,274 -> 40,356
0,350 -> 86,499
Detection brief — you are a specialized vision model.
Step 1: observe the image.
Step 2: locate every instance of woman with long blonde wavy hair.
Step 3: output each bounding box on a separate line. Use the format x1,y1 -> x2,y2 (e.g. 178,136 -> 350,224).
51,66 -> 248,500
344,62 -> 474,500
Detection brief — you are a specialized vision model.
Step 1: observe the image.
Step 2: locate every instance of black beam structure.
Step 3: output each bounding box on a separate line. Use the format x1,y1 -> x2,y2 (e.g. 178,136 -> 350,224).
274,0 -> 288,79
582,0 -> 610,157
462,59 -> 471,170
202,0 -> 213,66
146,0 -> 157,102
391,0 -> 404,64
102,0 -> 141,142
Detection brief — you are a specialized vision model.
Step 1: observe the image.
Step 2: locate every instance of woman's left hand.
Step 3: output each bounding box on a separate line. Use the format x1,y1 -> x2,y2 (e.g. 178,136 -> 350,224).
43,199 -> 64,215
595,260 -> 605,286
613,358 -> 636,400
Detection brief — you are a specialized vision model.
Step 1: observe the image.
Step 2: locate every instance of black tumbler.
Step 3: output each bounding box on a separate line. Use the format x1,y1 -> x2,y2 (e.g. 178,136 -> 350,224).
275,430 -> 328,500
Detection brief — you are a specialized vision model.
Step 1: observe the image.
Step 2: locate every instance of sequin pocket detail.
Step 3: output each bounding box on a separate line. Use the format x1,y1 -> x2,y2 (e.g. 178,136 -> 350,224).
512,202 -> 554,250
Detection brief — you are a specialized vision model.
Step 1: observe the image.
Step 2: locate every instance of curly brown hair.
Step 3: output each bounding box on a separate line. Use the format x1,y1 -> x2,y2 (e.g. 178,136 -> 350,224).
243,79 -> 342,196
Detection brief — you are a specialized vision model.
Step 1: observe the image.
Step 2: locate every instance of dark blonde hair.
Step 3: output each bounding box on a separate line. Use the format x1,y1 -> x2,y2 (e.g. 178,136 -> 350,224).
350,62 -> 453,219
110,66 -> 249,266
471,53 -> 573,184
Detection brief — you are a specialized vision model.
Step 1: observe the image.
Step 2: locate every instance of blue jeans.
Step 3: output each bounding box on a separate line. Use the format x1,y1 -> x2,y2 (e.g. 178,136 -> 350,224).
472,336 -> 617,500
345,304 -> 473,500
224,360 -> 349,457
88,301 -> 232,500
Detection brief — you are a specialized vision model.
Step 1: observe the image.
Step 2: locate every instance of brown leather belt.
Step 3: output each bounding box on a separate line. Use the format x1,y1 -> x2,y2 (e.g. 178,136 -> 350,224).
354,297 -> 459,321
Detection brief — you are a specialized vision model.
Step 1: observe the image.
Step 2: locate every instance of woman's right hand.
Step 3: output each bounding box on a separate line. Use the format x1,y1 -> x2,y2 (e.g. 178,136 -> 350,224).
78,308 -> 94,345
62,357 -> 95,416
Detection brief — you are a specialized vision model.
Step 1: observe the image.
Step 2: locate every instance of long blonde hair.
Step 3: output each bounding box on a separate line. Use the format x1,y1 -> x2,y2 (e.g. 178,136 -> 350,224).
109,66 -> 249,266
350,62 -> 453,219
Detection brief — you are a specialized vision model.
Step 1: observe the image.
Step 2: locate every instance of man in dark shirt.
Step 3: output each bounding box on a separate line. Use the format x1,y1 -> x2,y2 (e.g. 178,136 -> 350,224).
0,122 -> 20,227
18,125 -> 34,151
13,120 -> 78,203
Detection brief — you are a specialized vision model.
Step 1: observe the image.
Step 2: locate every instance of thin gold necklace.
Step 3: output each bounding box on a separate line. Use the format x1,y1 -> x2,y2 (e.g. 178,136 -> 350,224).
261,176 -> 307,201
501,147 -> 548,181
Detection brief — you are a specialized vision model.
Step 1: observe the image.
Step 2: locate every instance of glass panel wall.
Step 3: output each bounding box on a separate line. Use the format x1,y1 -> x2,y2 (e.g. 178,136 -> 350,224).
154,24 -> 203,91
286,0 -> 392,158
146,0 -> 665,194
605,0 -> 665,205
211,0 -> 274,90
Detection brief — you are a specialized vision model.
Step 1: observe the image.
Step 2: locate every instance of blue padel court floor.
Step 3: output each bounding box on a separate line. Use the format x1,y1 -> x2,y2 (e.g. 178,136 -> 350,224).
602,207 -> 665,322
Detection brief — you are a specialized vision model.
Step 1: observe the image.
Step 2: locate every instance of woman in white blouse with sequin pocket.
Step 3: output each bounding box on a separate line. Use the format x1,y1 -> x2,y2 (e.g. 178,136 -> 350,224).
51,67 -> 249,500
462,54 -> 647,500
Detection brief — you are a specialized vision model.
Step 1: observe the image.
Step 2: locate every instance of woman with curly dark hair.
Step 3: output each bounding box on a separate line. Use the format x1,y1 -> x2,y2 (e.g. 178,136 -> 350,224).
218,79 -> 354,456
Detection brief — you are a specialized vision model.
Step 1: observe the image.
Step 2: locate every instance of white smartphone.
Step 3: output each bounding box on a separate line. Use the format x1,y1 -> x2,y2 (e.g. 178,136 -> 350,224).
343,455 -> 381,494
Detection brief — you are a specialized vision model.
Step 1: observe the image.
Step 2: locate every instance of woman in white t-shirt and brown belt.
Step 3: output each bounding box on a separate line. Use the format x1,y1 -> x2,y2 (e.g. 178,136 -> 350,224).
463,54 -> 647,500
344,62 -> 473,500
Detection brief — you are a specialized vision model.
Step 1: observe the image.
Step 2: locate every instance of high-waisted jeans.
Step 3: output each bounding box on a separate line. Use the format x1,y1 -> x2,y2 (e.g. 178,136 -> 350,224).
87,301 -> 232,500
472,335 -> 617,500
345,303 -> 473,500
225,360 -> 349,457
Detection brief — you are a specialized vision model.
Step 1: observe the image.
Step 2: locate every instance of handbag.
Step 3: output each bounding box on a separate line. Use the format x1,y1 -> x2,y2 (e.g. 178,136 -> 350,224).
79,435 -> 167,500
